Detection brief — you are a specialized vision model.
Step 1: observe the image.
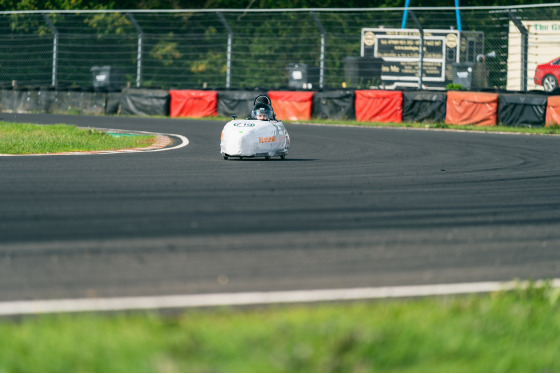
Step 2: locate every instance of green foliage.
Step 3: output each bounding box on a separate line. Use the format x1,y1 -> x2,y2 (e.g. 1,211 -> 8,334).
1,0 -> 557,12
150,33 -> 182,66
0,0 -> 556,88
84,12 -> 132,36
446,83 -> 465,90
0,0 -> 115,11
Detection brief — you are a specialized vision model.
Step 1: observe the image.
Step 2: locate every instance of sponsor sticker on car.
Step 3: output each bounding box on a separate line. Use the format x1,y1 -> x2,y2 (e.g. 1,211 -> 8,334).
258,136 -> 276,143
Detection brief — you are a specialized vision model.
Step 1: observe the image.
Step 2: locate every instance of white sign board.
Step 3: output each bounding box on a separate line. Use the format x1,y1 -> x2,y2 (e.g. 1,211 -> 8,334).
507,20 -> 560,91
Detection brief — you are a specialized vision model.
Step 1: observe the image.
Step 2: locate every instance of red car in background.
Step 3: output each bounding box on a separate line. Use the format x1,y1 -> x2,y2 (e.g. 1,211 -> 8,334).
534,57 -> 560,92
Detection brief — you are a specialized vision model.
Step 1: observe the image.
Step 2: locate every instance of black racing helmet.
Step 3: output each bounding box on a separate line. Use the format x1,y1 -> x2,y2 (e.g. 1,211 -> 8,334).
252,103 -> 273,120
253,94 -> 271,106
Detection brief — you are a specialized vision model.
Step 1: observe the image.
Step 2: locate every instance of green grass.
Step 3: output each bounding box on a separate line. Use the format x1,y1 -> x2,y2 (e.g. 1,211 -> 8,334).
1,283 -> 560,372
0,122 -> 157,154
2,119 -> 559,372
195,114 -> 560,135
289,118 -> 560,135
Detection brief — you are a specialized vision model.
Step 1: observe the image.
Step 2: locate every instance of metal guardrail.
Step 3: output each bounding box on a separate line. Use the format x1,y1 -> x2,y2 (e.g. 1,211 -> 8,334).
0,5 -> 559,92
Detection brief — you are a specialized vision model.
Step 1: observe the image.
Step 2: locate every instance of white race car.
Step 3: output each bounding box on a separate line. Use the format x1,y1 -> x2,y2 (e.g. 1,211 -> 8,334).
220,96 -> 290,160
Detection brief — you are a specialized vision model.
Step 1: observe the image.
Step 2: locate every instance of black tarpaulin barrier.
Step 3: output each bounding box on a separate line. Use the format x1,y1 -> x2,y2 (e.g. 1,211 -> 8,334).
0,89 -> 16,112
402,91 -> 447,123
218,90 -> 267,118
498,92 -> 547,127
24,89 -> 57,113
1,89 -> 30,113
0,89 -> 56,113
106,92 -> 122,115
37,90 -> 57,113
51,91 -> 106,115
312,90 -> 355,120
119,88 -> 169,116
12,88 -> 42,114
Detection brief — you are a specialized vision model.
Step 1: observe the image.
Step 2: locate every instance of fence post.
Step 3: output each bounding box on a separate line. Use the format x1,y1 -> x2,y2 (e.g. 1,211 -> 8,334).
409,10 -> 424,90
508,10 -> 528,92
217,12 -> 233,89
43,13 -> 58,87
127,13 -> 143,88
311,11 -> 326,89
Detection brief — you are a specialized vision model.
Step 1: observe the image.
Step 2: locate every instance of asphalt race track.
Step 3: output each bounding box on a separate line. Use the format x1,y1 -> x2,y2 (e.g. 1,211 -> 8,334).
1,113 -> 560,305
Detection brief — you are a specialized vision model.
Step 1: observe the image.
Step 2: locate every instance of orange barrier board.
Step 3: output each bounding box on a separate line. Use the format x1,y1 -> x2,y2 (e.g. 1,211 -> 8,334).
169,90 -> 217,118
445,91 -> 498,126
354,90 -> 402,123
267,91 -> 314,121
546,96 -> 560,127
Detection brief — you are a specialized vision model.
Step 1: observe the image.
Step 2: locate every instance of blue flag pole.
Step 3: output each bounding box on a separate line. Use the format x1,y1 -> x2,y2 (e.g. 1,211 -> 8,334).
401,0 -> 410,29
455,0 -> 462,31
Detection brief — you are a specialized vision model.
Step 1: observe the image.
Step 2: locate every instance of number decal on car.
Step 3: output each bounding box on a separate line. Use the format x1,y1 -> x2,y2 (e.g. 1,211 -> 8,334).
233,123 -> 255,127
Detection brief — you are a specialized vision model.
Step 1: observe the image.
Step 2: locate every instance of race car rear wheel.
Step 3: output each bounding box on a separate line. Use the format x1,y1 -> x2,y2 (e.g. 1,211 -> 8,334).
280,155 -> 286,160
223,155 -> 229,160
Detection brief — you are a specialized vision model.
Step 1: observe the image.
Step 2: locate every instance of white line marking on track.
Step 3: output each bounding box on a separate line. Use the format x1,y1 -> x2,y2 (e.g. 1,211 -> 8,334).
0,129 -> 189,156
1,279 -> 559,316
133,132 -> 189,153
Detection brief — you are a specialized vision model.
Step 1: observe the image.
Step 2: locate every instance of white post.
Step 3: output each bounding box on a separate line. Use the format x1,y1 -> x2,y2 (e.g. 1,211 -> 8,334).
127,13 -> 143,88
217,12 -> 233,89
312,11 -> 326,89
43,13 -> 58,87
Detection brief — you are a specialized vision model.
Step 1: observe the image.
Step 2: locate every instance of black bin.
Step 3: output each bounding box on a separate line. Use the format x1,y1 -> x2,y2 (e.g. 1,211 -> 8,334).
452,63 -> 474,89
287,63 -> 319,89
91,66 -> 125,89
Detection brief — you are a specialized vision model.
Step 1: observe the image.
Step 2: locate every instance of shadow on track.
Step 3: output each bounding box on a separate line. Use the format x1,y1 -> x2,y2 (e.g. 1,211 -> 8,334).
224,158 -> 318,162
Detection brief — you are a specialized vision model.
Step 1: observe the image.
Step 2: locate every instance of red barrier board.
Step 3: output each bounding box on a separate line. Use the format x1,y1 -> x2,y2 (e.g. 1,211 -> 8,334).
268,91 -> 314,121
169,90 -> 217,118
354,90 -> 402,123
546,96 -> 560,127
445,91 -> 498,126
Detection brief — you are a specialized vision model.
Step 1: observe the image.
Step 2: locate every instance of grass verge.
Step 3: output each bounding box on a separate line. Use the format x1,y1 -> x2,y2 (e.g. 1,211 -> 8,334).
196,115 -> 560,135
289,118 -> 560,135
0,122 -> 157,154
1,283 -> 559,372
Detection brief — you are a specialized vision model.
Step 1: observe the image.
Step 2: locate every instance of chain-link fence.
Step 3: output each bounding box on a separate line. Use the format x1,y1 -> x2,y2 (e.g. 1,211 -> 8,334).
0,5 -> 559,92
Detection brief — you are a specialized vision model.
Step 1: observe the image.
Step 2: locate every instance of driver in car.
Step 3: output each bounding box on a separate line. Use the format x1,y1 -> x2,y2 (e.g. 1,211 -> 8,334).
252,103 -> 274,121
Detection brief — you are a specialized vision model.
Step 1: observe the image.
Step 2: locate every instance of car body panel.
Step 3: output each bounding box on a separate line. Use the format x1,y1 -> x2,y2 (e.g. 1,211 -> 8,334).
534,57 -> 560,92
220,119 -> 290,159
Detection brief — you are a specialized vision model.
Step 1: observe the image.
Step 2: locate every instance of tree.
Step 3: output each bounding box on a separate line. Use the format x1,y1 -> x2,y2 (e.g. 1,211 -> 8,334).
2,0 -> 560,11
